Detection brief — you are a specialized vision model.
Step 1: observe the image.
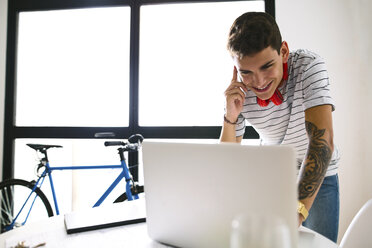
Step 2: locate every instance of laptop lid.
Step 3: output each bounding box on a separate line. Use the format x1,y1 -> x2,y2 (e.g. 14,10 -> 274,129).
142,141 -> 298,248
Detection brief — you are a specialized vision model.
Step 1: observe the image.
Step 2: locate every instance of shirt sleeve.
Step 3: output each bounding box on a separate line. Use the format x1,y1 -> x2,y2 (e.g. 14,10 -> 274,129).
302,56 -> 335,111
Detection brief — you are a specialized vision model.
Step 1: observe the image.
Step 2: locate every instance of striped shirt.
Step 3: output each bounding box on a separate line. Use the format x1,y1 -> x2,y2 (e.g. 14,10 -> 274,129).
235,49 -> 340,177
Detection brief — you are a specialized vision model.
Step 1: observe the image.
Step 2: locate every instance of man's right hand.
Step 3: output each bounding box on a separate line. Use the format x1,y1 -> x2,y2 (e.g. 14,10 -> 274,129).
224,66 -> 248,123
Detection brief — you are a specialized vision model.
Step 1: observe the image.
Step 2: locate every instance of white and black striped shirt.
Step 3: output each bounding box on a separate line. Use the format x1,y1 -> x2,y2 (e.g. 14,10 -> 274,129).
236,49 -> 340,177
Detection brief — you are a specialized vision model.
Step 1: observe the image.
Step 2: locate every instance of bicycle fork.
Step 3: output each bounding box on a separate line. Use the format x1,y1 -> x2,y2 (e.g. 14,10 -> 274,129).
118,147 -> 139,201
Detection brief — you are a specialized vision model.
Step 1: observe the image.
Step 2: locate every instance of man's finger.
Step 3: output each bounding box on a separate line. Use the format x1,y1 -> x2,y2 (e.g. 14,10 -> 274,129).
232,66 -> 238,82
226,82 -> 248,93
228,93 -> 244,108
225,88 -> 246,101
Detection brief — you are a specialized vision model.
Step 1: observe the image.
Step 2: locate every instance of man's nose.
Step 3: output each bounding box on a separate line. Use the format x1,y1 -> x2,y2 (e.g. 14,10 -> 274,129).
252,73 -> 265,87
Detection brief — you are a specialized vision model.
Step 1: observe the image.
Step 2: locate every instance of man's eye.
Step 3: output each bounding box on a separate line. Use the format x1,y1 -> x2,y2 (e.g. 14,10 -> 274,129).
262,64 -> 273,70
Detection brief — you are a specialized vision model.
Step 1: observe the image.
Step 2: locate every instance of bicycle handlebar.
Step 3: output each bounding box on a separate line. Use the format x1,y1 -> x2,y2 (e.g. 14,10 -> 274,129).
104,142 -> 140,153
104,134 -> 144,148
104,141 -> 126,147
104,141 -> 141,151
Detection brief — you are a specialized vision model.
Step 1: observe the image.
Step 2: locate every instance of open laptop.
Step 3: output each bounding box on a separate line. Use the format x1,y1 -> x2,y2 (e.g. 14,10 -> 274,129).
142,141 -> 298,248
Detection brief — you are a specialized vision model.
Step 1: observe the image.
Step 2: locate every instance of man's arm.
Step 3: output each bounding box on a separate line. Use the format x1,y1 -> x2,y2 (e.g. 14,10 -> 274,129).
219,67 -> 247,143
298,104 -> 334,224
220,122 -> 243,143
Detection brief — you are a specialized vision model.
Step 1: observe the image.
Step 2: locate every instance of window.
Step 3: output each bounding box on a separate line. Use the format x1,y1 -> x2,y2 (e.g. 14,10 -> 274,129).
16,7 -> 131,127
139,1 -> 264,126
3,0 -> 273,180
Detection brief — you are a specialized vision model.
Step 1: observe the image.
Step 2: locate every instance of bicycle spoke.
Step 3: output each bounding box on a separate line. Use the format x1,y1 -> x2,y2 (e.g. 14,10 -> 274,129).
1,188 -> 9,214
0,209 -> 13,224
0,179 -> 53,233
7,186 -> 14,216
0,186 -> 13,225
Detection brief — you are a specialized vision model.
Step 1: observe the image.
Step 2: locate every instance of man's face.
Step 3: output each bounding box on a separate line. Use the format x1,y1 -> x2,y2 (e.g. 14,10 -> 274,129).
233,43 -> 288,100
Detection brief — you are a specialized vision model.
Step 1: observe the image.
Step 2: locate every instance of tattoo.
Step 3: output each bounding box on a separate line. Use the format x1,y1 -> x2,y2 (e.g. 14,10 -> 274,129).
298,121 -> 332,200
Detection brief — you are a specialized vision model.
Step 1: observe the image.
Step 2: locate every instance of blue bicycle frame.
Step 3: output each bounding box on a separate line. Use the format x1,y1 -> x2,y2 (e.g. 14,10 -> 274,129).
8,155 -> 138,230
42,160 -> 138,215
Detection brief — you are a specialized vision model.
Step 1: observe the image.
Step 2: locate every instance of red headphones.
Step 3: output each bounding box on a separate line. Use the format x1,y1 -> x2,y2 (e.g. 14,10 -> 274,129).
256,62 -> 288,107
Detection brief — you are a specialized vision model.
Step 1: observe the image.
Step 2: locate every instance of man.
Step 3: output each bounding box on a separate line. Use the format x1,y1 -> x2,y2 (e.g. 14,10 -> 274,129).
220,12 -> 340,242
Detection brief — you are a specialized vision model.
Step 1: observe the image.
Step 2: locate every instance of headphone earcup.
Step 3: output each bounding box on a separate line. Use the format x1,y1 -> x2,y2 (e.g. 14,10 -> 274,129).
257,89 -> 283,107
270,89 -> 283,106
257,97 -> 270,107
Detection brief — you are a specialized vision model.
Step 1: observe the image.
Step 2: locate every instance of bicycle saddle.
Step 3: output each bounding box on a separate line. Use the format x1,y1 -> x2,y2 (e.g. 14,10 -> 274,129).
26,144 -> 63,151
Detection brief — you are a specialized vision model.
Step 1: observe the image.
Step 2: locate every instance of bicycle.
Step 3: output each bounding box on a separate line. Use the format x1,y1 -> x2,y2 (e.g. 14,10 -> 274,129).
0,134 -> 145,233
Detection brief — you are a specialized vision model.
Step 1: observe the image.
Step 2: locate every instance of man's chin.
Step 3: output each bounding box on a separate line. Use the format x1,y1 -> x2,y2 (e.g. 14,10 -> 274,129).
256,92 -> 274,100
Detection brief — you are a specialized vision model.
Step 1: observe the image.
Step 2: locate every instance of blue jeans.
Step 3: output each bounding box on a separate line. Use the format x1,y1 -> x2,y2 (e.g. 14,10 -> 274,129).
302,174 -> 340,243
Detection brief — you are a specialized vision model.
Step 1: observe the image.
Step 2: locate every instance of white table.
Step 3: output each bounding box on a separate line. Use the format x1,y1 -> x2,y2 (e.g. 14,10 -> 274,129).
298,226 -> 338,248
0,218 -> 339,248
0,202 -> 338,248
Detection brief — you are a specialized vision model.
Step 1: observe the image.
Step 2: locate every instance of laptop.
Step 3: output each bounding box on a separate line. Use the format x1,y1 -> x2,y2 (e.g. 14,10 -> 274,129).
142,141 -> 298,248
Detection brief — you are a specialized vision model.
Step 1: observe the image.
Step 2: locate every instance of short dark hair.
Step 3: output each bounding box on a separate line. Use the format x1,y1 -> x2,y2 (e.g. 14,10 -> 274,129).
227,12 -> 282,58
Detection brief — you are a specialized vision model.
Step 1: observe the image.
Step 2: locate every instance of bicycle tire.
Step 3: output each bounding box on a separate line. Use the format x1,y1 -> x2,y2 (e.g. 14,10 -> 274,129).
0,179 -> 54,233
113,185 -> 144,203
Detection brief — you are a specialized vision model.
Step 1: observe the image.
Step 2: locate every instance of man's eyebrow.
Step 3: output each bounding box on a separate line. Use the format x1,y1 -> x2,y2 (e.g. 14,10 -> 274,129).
238,69 -> 252,73
260,59 -> 275,69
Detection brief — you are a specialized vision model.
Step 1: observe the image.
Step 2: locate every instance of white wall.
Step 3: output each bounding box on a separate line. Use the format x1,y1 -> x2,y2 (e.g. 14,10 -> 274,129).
277,0 -> 372,243
0,0 -> 7,180
350,0 -> 372,204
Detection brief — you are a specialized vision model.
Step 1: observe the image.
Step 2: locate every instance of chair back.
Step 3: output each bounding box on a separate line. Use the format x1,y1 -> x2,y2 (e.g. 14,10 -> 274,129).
340,199 -> 372,248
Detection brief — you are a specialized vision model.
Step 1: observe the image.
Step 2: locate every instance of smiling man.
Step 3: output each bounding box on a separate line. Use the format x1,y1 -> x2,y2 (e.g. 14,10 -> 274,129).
220,12 -> 340,242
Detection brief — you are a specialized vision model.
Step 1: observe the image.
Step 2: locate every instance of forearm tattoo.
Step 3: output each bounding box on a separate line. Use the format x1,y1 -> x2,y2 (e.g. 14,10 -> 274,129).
298,121 -> 332,200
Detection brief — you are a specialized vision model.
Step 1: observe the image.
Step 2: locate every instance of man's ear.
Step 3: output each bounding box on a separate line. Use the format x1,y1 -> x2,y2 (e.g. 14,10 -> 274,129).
281,41 -> 289,63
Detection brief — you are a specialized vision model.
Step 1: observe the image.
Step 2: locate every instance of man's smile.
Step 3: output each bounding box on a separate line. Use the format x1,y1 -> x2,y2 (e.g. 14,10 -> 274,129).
252,81 -> 273,93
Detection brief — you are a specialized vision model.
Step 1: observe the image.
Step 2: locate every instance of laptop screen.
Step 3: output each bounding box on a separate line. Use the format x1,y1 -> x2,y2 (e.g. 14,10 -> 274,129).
142,141 -> 298,248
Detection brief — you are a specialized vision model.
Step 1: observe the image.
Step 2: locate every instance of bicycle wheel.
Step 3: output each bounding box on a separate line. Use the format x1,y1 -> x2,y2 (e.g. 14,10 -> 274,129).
114,185 -> 144,203
0,179 -> 54,233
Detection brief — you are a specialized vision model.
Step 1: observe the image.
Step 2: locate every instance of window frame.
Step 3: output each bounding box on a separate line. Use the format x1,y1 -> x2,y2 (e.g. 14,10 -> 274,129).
3,0 -> 274,180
